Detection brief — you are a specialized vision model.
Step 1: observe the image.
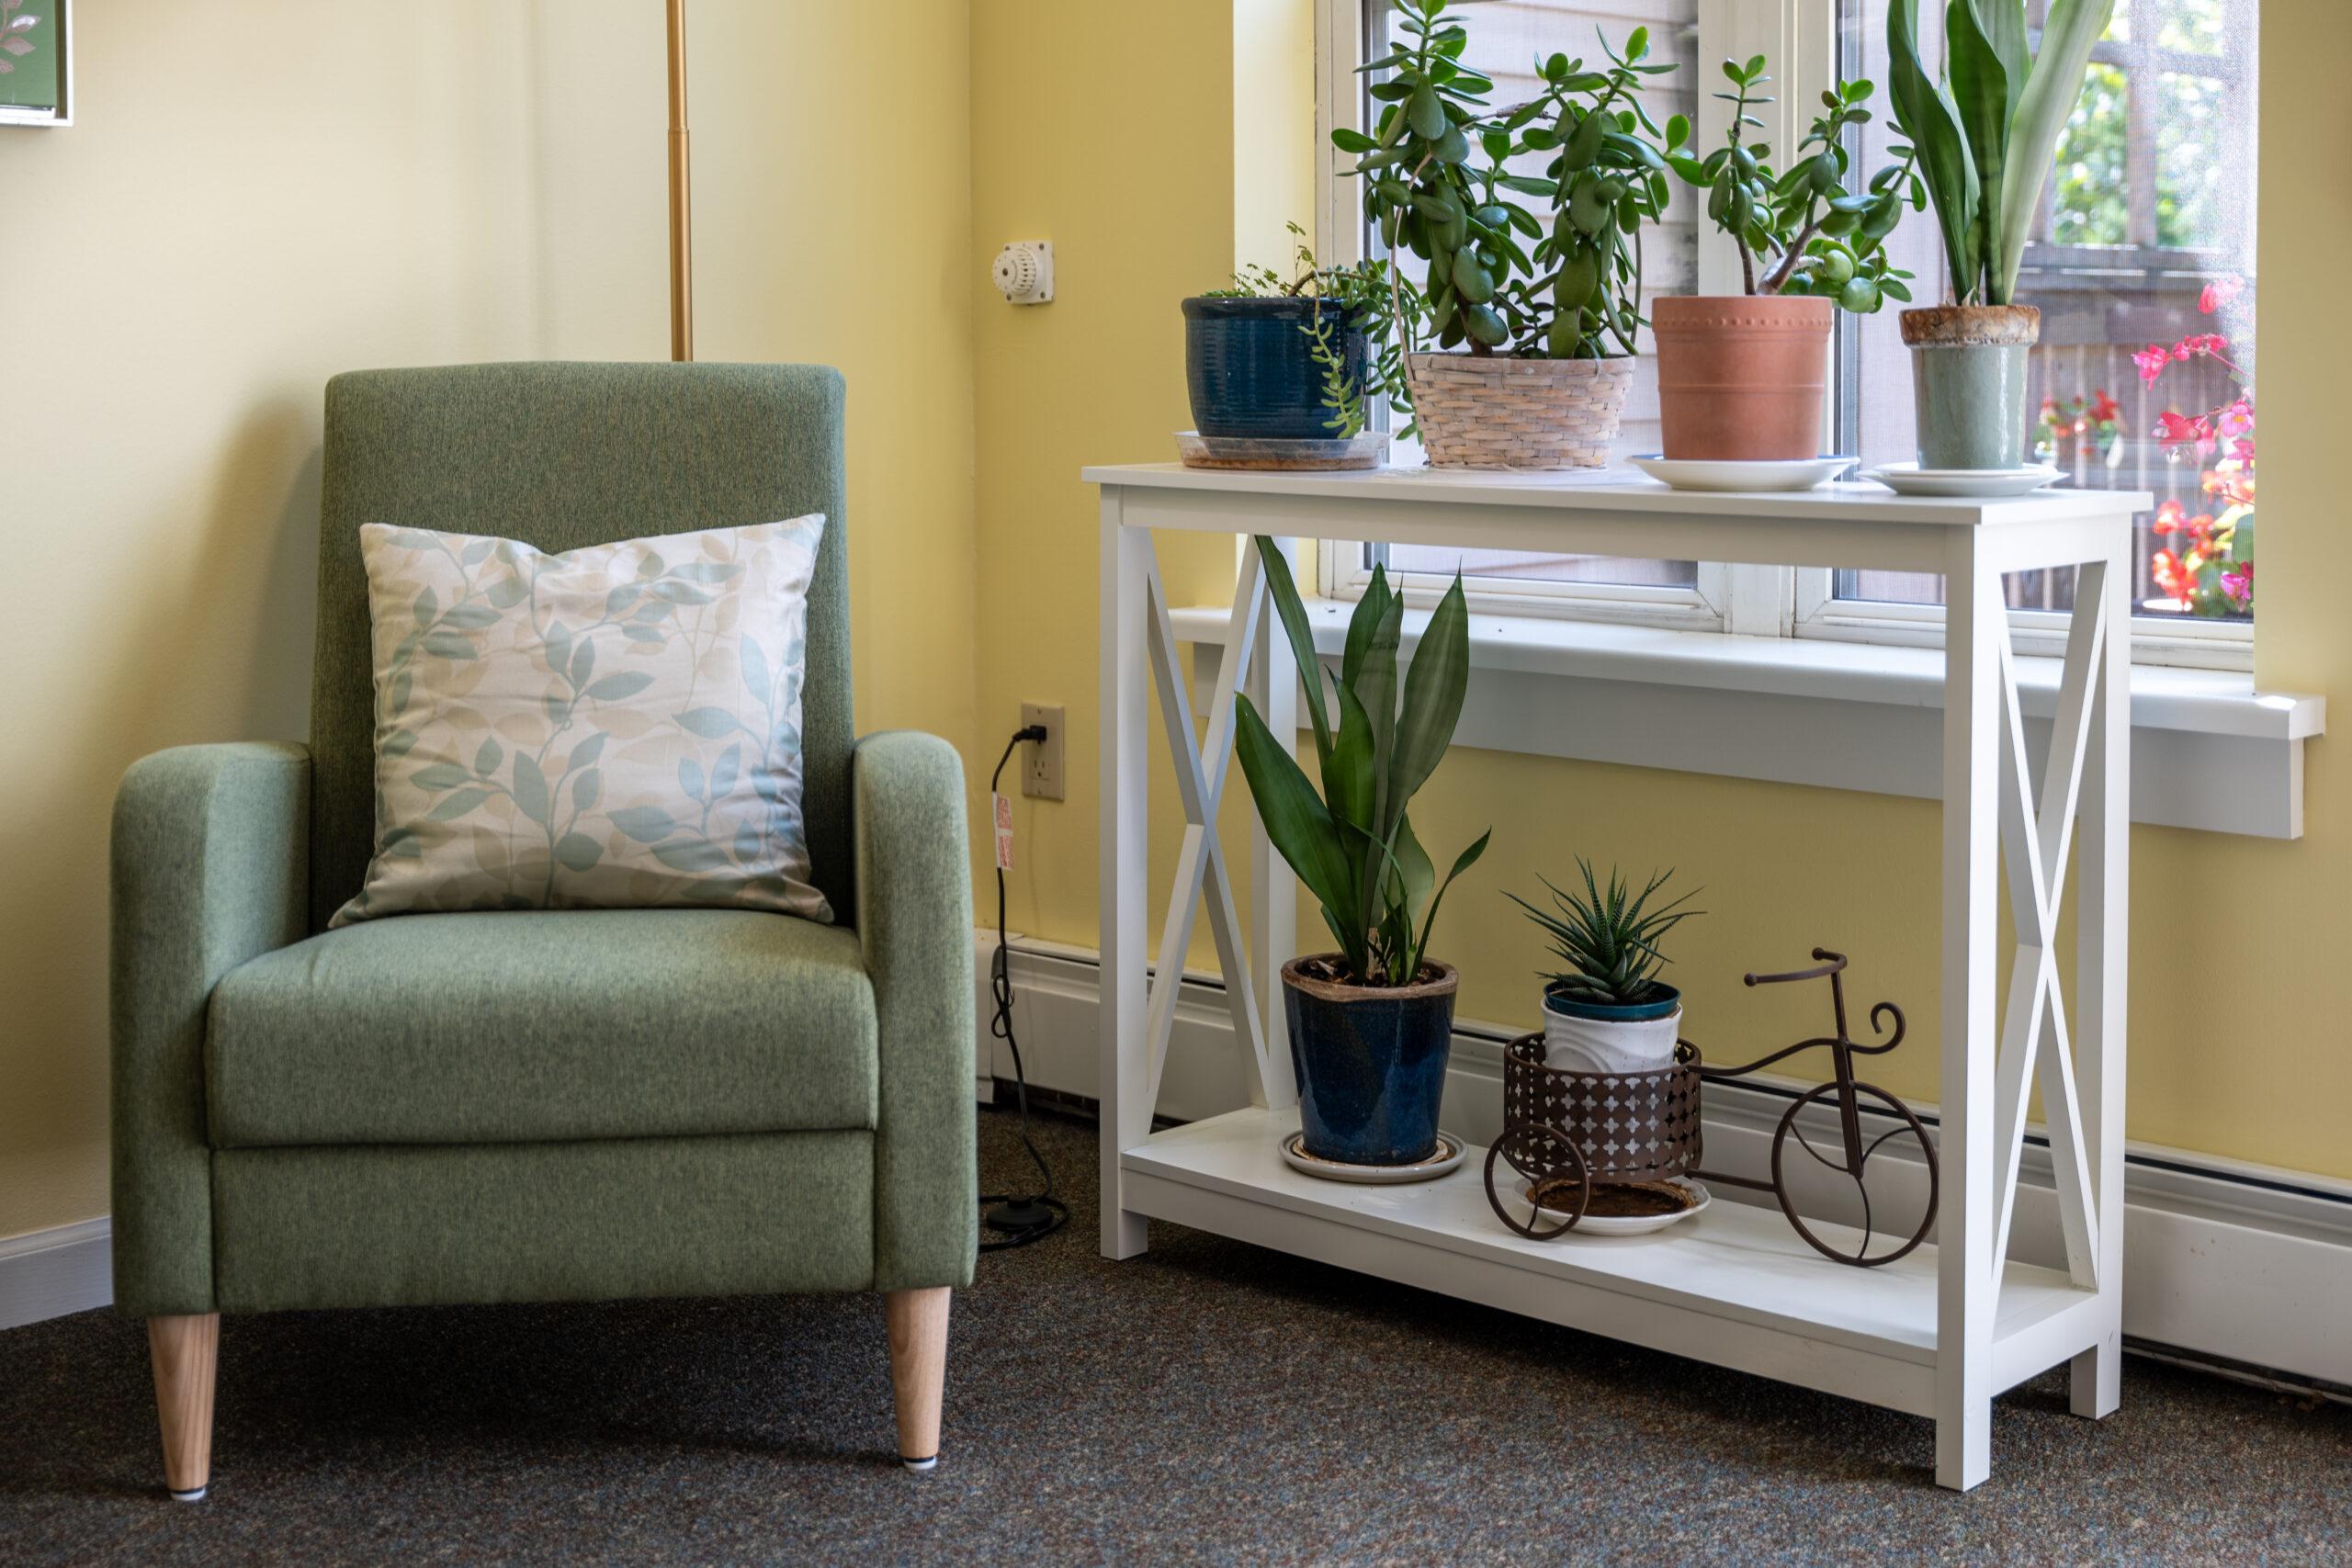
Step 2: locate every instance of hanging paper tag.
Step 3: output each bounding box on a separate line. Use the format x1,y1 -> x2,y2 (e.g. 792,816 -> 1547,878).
992,791 -> 1015,871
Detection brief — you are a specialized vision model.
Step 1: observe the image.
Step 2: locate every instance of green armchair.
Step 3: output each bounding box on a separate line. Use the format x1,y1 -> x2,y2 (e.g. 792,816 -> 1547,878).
110,363 -> 976,1499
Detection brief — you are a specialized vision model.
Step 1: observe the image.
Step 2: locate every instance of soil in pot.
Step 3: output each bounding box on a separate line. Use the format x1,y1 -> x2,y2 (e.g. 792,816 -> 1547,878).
1182,296 -> 1366,441
1899,304 -> 2041,469
1651,294 -> 1833,462
1282,953 -> 1457,1166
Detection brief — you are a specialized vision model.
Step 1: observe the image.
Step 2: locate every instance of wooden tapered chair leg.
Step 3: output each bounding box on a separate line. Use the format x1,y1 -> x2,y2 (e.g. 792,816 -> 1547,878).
147,1314 -> 220,1502
884,1287 -> 949,1472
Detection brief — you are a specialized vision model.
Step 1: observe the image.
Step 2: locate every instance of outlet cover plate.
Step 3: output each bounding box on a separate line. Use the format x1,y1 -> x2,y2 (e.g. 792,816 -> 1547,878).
1021,703 -> 1064,801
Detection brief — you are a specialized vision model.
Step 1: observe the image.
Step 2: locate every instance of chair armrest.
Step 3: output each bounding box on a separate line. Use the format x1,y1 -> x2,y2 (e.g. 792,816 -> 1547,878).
853,730 -> 977,1292
111,741 -> 311,1316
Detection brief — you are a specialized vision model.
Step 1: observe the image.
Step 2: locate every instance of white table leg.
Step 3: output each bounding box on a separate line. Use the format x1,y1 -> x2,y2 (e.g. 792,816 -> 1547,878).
1099,500 -> 1149,1259
1937,528 -> 2000,1491
2071,529 -> 2132,1417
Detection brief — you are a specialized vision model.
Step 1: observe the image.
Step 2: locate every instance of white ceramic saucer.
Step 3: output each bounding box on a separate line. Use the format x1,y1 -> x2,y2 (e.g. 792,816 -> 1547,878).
1281,1130 -> 1465,1185
1627,455 -> 1855,492
1509,1176 -> 1712,1236
1863,461 -> 2063,498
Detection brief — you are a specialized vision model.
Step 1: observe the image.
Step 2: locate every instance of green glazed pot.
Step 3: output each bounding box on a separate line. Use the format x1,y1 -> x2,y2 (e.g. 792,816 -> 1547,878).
1899,305 -> 2041,470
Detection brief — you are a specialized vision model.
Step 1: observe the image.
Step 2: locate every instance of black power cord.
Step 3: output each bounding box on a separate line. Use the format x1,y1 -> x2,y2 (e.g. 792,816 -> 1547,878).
980,725 -> 1068,1252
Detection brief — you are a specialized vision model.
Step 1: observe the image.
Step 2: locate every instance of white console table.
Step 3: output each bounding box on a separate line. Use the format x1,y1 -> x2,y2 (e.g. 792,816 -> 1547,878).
1086,462 -> 2140,1491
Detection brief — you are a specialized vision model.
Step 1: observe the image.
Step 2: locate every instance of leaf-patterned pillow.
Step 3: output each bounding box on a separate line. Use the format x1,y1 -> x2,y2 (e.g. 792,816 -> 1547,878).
331,516 -> 833,928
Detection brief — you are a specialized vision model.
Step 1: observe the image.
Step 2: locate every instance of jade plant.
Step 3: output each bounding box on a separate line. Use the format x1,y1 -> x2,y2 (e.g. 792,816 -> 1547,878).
1668,58 -> 1918,312
1887,0 -> 2117,305
1335,0 -> 1678,360
1233,539 -> 1490,987
1510,862 -> 1702,1007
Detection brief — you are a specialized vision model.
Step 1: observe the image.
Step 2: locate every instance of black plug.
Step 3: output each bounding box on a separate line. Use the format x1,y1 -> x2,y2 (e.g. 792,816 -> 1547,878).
1012,724 -> 1048,745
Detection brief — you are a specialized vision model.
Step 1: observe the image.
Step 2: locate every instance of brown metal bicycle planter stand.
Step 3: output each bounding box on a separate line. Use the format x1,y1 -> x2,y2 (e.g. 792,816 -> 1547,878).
1483,948 -> 1939,1269
1690,949 -> 1939,1268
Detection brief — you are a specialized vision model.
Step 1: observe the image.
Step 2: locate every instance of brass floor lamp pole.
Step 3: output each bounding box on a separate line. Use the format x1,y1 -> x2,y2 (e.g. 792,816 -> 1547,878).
666,0 -> 693,362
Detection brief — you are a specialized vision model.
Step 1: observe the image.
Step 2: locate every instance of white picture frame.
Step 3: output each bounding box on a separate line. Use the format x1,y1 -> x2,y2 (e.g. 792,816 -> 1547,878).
0,0 -> 72,129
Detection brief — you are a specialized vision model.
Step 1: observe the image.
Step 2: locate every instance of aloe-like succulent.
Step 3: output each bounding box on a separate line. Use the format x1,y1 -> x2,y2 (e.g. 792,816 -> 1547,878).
1510,861 -> 1702,1007
1232,538 -> 1490,988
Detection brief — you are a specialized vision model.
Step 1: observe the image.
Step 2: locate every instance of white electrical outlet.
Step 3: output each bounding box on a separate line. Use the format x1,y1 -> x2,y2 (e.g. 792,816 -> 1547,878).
993,241 -> 1054,305
1021,704 -> 1064,800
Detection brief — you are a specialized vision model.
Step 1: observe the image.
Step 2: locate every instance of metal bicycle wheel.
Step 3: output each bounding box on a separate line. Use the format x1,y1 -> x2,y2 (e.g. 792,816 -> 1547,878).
1484,1122 -> 1589,1240
1768,1080 -> 1939,1268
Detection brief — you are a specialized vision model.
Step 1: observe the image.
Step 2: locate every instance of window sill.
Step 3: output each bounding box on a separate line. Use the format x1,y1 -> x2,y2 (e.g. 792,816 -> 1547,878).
1173,600 -> 2324,840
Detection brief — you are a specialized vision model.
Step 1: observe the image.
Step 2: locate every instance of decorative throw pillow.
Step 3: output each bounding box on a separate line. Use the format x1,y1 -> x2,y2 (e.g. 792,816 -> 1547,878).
331,516 -> 834,928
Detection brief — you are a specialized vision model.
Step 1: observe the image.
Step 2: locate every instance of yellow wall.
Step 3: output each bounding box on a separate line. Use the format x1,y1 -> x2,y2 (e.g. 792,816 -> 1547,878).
0,0 -> 976,1241
971,2 -> 2352,1180
2,0 -> 2339,1249
969,1 -> 1247,925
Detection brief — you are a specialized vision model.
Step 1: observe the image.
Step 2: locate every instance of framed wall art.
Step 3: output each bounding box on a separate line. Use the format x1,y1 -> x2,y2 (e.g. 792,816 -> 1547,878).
0,0 -> 71,129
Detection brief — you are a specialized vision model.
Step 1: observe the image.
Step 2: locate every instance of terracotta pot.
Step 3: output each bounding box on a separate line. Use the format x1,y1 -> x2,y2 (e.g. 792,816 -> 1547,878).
1651,294 -> 1833,462
1899,305 -> 2041,469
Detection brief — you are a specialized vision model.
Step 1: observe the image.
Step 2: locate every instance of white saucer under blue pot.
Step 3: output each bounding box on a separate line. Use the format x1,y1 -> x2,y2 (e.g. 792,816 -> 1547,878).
1280,1130 -> 1466,1184
1628,455 -> 1855,492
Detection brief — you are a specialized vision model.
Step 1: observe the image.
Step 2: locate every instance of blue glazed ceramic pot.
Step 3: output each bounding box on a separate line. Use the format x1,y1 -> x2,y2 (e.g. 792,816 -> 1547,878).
1182,296 -> 1369,440
1282,955 -> 1457,1166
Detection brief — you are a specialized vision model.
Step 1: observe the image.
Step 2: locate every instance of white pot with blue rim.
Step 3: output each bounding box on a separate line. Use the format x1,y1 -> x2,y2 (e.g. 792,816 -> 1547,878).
1541,984 -> 1683,1076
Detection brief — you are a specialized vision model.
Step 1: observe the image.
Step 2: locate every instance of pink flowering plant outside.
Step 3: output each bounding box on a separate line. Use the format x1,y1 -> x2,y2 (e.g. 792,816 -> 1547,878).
2036,388 -> 2123,468
2132,274 -> 2253,618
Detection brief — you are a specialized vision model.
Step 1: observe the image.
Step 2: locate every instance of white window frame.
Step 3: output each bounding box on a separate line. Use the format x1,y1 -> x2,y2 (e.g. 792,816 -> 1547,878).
1316,0 -> 2255,671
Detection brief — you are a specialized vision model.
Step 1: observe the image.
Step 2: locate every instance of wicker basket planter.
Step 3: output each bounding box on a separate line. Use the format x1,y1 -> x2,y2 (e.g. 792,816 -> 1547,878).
1408,352 -> 1634,470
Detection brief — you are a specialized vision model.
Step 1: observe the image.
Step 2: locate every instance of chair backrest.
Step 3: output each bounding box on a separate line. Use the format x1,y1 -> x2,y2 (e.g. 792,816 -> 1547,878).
310,361 -> 854,931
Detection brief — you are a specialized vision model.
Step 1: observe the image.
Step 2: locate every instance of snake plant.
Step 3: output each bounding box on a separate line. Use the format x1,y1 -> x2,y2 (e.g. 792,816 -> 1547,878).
1232,539 -> 1490,987
1886,0 -> 2116,306
1510,862 -> 1702,1007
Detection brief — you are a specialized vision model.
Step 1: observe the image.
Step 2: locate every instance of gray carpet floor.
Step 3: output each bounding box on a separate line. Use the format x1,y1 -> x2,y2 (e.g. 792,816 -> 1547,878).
4,1104 -> 2346,1565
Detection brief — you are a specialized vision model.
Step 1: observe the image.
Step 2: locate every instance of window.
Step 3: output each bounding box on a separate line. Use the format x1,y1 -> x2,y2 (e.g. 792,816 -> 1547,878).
1814,0 -> 2257,660
1342,0 -> 1721,633
1322,0 -> 2257,667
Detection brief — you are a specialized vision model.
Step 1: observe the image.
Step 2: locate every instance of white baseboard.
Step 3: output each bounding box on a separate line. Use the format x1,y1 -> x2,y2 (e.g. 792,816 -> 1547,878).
0,1217 -> 112,1331
979,932 -> 2352,1395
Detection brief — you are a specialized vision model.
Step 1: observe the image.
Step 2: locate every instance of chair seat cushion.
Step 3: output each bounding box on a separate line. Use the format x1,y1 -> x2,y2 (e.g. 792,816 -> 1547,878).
207,908 -> 876,1148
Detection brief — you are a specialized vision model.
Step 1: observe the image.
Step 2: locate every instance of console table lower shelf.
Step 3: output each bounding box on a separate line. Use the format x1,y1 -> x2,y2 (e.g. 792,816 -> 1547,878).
1123,1106 -> 2106,1423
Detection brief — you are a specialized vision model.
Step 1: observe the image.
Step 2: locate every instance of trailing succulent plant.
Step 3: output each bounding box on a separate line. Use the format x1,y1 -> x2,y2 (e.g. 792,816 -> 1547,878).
1334,0 -> 1678,361
1206,222 -> 1414,439
1510,862 -> 1702,1008
1668,59 -> 1919,312
1887,0 -> 2117,306
1233,539 -> 1490,989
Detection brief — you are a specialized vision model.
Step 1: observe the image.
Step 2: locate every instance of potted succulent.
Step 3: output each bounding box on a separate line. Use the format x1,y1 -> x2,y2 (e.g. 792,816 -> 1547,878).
1509,863 -> 1701,1075
1334,4 -> 1678,468
1232,538 -> 1489,1169
1887,0 -> 2115,468
1182,225 -> 1406,442
1656,62 -> 1917,461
